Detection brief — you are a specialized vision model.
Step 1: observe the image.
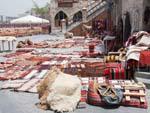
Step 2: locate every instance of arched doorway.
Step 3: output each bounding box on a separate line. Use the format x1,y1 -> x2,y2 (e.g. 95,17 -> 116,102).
55,11 -> 68,27
73,11 -> 82,23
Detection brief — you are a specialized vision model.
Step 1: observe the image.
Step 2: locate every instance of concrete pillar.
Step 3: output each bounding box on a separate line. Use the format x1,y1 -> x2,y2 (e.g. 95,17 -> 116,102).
61,19 -> 66,33
50,15 -> 55,32
2,40 -> 5,51
12,41 -> 14,50
8,41 -> 11,50
0,41 -> 1,51
49,0 -> 57,33
82,7 -> 88,23
13,40 -> 16,51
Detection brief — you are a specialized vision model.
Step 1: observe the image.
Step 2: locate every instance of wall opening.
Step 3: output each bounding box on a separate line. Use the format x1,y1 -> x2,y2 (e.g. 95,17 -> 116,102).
55,11 -> 68,27
73,11 -> 82,23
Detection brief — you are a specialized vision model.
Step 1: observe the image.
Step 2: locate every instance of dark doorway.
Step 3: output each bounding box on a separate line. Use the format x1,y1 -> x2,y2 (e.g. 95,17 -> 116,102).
73,11 -> 82,23
55,11 -> 68,27
123,12 -> 131,43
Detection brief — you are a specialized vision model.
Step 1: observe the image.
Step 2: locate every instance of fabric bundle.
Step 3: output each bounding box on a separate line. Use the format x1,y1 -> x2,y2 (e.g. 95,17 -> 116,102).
126,31 -> 150,61
87,80 -> 148,108
103,67 -> 127,80
139,50 -> 150,66
97,86 -> 123,105
87,80 -> 123,106
110,68 -> 126,79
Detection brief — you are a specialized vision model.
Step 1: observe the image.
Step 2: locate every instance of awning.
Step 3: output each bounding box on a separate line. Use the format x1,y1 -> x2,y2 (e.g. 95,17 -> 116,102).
10,15 -> 49,24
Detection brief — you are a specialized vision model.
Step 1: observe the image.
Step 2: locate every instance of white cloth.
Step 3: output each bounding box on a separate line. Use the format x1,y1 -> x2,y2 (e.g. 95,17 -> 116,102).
11,15 -> 49,24
126,31 -> 150,61
126,45 -> 148,61
136,35 -> 150,47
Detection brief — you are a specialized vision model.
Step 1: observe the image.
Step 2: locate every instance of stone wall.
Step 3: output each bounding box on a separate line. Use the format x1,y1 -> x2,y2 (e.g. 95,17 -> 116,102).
111,0 -> 122,26
143,0 -> 150,31
49,0 -> 88,31
70,10 -> 108,36
113,0 -> 150,32
121,0 -> 144,33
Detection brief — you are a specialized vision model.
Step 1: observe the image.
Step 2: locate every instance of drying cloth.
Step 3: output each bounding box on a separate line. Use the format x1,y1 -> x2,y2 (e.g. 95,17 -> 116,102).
126,45 -> 148,61
140,50 -> 150,66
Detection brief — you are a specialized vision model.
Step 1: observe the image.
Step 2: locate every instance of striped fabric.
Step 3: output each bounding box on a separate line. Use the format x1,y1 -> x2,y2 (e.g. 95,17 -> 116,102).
111,68 -> 126,79
16,78 -> 40,92
77,77 -> 106,108
87,80 -> 148,109
87,80 -> 104,106
1,79 -> 28,89
103,67 -> 127,80
121,97 -> 148,109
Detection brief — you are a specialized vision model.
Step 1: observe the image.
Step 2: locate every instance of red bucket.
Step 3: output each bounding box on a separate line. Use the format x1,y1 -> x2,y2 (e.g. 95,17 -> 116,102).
89,44 -> 95,53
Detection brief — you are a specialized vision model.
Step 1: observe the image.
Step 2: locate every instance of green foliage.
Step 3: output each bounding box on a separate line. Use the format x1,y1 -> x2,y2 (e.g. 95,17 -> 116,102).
31,3 -> 49,18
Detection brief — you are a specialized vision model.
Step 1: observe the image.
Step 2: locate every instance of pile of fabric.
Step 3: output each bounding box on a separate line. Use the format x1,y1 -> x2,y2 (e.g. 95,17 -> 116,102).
139,50 -> 150,66
87,80 -> 147,108
125,31 -> 150,61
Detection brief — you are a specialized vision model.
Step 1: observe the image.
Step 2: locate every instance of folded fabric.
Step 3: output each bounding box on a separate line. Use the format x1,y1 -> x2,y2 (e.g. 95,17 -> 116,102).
136,35 -> 150,47
87,80 -> 148,108
103,64 -> 126,80
17,78 -> 40,92
126,45 -> 148,61
1,79 -> 28,89
87,81 -> 104,106
139,50 -> 150,66
127,51 -> 140,61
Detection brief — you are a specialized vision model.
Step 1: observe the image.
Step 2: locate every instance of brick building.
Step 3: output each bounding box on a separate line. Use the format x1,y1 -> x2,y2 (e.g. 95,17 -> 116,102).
49,0 -> 112,34
49,0 -> 88,31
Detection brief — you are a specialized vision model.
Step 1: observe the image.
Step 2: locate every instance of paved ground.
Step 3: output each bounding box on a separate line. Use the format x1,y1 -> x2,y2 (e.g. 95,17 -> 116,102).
0,34 -> 150,113
0,88 -> 149,113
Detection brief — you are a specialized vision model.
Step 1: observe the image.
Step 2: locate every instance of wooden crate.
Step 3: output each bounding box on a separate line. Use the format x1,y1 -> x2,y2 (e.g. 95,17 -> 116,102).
121,82 -> 148,108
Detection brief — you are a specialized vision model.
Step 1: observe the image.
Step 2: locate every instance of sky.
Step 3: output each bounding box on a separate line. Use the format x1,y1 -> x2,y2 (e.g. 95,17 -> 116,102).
0,0 -> 50,17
